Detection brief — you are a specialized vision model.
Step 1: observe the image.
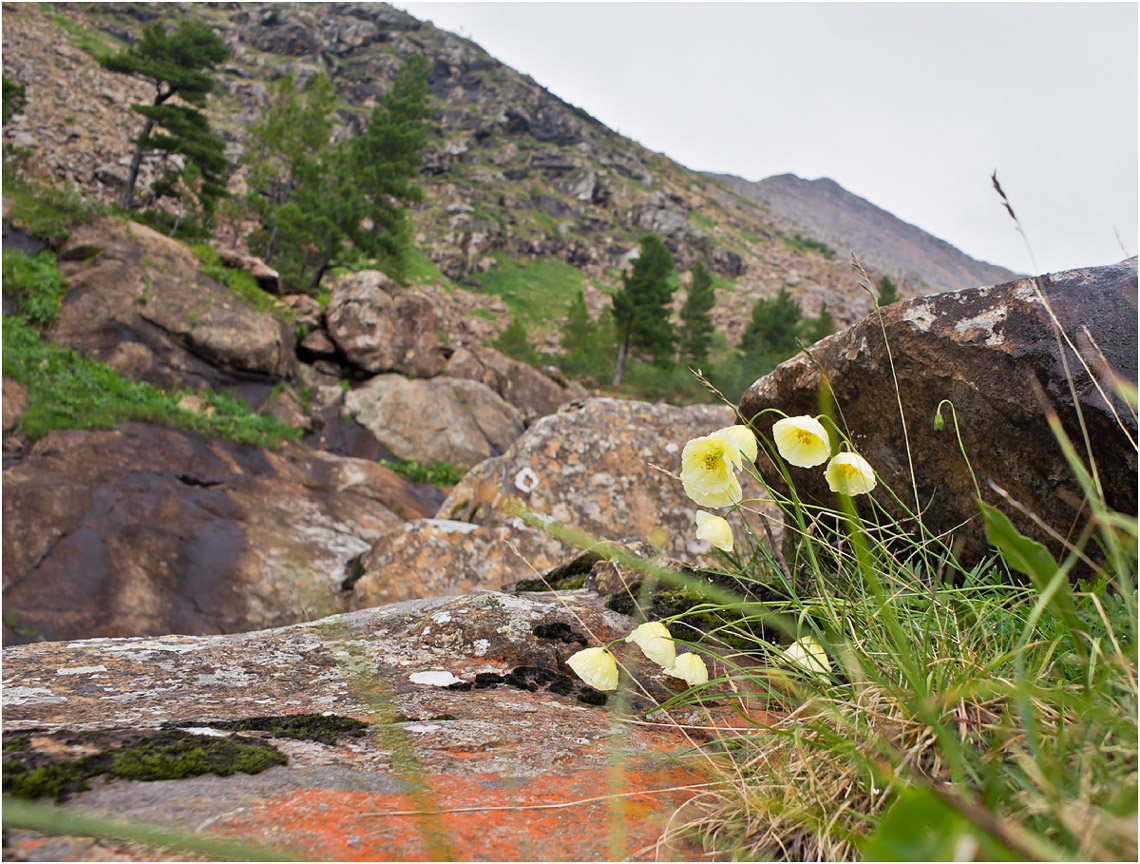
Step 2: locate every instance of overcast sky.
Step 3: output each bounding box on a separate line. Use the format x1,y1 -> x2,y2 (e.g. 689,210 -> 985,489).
395,1 -> 1137,277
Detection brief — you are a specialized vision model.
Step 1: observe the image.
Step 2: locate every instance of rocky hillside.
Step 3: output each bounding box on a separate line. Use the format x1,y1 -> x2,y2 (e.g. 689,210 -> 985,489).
0,0 -> 994,352
711,172 -> 1021,294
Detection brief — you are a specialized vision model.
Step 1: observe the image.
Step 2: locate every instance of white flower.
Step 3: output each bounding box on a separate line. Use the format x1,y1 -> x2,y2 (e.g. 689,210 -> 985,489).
783,636 -> 830,679
824,452 -> 877,496
668,652 -> 709,686
566,646 -> 619,691
772,415 -> 831,468
695,511 -> 734,552
720,424 -> 758,463
680,432 -> 743,508
625,621 -> 676,669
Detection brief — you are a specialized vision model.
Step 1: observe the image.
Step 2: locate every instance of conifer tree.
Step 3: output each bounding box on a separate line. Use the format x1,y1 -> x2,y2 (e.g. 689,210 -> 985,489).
492,316 -> 538,366
611,234 -> 675,386
561,289 -> 595,351
801,301 -> 836,344
679,259 -> 716,367
739,287 -> 803,373
100,18 -> 229,212
877,275 -> 900,306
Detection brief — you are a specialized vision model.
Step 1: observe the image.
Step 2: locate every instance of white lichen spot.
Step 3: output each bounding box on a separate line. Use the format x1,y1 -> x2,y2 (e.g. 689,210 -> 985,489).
472,638 -> 490,656
954,306 -> 1008,347
430,611 -> 453,625
3,687 -> 67,706
55,665 -> 107,676
665,442 -> 679,455
404,723 -> 441,733
514,466 -> 539,493
496,701 -> 539,713
409,670 -> 463,687
423,519 -> 478,535
902,302 -> 936,332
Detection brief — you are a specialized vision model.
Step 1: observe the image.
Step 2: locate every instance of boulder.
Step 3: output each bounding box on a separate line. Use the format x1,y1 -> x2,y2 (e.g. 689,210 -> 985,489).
325,271 -> 444,377
2,377 -> 28,432
215,246 -> 281,293
444,345 -> 582,424
1,593 -> 723,861
739,259 -> 1139,565
51,219 -> 295,393
344,375 -> 524,470
351,398 -> 777,603
1,423 -> 441,645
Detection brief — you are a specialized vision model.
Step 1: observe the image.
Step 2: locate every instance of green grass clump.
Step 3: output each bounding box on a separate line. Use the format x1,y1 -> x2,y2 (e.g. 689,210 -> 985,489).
469,255 -> 584,325
780,231 -> 836,260
49,12 -> 125,59
379,457 -> 467,487
2,165 -> 104,246
190,245 -> 296,324
2,315 -> 301,449
2,249 -> 68,325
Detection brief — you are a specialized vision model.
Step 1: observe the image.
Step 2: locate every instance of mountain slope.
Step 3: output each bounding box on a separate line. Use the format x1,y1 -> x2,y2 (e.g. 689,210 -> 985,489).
3,2 -> 1010,351
711,172 -> 1021,294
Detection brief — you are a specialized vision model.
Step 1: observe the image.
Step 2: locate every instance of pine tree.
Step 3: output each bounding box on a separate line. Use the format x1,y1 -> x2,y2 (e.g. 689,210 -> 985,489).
679,260 -> 716,367
739,287 -> 803,374
100,18 -> 229,212
801,301 -> 836,344
877,275 -> 899,306
492,316 -> 538,366
611,234 -> 676,386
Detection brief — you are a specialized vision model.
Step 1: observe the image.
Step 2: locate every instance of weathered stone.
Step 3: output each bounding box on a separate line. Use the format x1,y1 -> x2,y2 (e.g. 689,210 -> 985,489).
1,593 -> 726,861
1,424 -> 440,645
51,219 -> 295,392
344,374 -> 525,469
739,259 -> 1139,565
215,246 -> 281,293
299,327 -> 338,357
444,345 -> 580,424
2,377 -> 29,432
325,271 -> 444,377
352,399 -> 777,602
278,293 -> 322,330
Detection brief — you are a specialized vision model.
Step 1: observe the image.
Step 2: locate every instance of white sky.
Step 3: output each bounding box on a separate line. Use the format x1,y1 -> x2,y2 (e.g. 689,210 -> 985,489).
395,1 -> 1138,276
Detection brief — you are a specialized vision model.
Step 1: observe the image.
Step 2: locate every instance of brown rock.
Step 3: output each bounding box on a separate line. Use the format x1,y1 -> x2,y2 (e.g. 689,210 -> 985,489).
445,345 -> 578,424
279,293 -> 322,330
1,424 -> 440,645
739,259 -> 1139,565
1,592 -> 724,861
51,219 -> 295,392
325,271 -> 444,377
2,378 -> 29,432
344,374 -> 524,469
352,398 -> 777,603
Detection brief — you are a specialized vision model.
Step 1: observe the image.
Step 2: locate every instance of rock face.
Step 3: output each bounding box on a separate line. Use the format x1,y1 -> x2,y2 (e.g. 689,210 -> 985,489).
352,398 -> 776,606
739,259 -> 1139,564
51,220 -> 296,392
1,593 -> 721,861
325,271 -> 445,378
444,345 -> 582,424
1,423 -> 441,645
344,374 -> 525,469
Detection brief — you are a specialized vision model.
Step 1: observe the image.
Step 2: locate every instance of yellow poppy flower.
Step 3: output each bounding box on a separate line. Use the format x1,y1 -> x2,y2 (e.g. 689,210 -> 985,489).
669,652 -> 709,686
720,424 -> 758,463
824,452 -> 877,496
695,510 -> 734,552
783,636 -> 829,679
772,415 -> 831,468
566,646 -> 619,691
625,621 -> 676,669
680,432 -> 744,508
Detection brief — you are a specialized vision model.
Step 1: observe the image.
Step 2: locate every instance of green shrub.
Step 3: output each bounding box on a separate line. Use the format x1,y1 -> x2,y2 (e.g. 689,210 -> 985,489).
2,315 -> 300,449
2,74 -> 27,124
379,457 -> 467,487
491,316 -> 539,366
2,249 -> 67,326
780,231 -> 836,260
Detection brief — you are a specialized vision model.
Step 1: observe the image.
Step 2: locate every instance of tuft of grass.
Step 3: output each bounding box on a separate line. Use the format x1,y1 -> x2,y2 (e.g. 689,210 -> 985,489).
780,231 -> 836,260
379,457 -> 467,487
2,165 -> 106,247
468,254 -> 584,326
2,249 -> 68,326
2,315 -> 302,449
49,12 -> 125,59
190,244 -> 296,324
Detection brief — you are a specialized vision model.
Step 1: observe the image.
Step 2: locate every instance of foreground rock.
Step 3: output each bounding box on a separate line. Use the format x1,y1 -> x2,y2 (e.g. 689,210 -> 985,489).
344,374 -> 525,470
2,592 -> 728,861
2,424 -> 441,645
52,219 -> 295,394
352,398 -> 778,607
740,259 -> 1138,564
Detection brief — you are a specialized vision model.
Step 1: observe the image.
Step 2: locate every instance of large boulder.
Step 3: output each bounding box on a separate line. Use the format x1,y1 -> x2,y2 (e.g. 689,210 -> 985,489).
351,398 -> 776,605
739,259 -> 1138,565
1,423 -> 441,645
344,374 -> 525,470
1,593 -> 721,861
444,345 -> 584,424
325,270 -> 445,377
52,219 -> 296,392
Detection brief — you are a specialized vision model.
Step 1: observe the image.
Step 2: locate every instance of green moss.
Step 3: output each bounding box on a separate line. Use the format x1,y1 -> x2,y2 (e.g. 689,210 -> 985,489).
379,457 -> 467,487
515,555 -> 596,592
208,714 -> 371,746
2,728 -> 287,801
